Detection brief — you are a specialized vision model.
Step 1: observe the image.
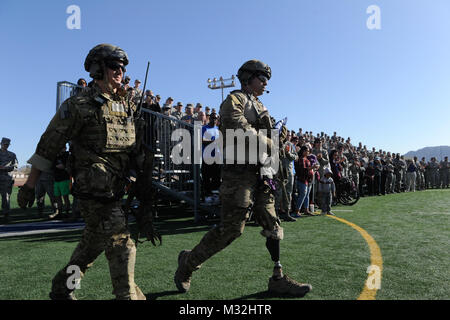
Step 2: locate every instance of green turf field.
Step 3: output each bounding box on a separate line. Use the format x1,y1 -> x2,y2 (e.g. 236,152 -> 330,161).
0,187 -> 449,300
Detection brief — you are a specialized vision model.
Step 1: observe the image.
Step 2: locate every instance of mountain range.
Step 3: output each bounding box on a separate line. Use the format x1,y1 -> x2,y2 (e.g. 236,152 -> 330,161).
403,146 -> 450,161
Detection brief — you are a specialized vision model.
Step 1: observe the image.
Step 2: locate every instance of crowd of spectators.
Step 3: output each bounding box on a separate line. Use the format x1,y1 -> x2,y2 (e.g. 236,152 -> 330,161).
71,77 -> 450,220
276,128 -> 450,220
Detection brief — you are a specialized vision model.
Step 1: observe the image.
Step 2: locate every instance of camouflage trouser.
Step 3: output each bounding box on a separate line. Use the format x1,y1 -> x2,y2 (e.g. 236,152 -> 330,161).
184,167 -> 283,270
440,171 -> 449,187
430,171 -> 439,188
35,179 -> 56,211
395,171 -> 403,191
274,172 -> 294,213
0,179 -> 13,215
51,199 -> 143,300
417,171 -> 424,189
385,173 -> 394,193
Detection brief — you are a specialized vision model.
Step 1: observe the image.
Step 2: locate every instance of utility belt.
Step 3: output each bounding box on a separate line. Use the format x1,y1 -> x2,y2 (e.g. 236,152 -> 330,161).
72,191 -> 125,204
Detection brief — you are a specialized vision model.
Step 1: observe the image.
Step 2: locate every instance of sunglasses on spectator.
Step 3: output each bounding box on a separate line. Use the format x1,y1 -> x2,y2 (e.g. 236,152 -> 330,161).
105,61 -> 126,73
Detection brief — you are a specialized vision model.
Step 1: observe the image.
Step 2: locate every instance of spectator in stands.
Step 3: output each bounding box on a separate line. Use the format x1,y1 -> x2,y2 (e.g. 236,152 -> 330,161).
127,87 -> 135,101
142,90 -> 161,113
201,113 -> 221,202
193,103 -> 203,118
122,76 -> 131,90
133,79 -> 143,105
50,146 -> 71,219
205,106 -> 211,116
181,104 -> 194,124
162,104 -> 173,117
172,102 -> 184,120
77,78 -> 87,87
72,78 -> 87,96
162,97 -> 174,110
196,111 -> 207,125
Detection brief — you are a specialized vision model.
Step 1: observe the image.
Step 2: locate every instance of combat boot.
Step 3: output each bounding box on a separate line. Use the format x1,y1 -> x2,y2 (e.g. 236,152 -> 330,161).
49,291 -> 77,300
280,212 -> 296,222
174,250 -> 200,293
268,274 -> 312,297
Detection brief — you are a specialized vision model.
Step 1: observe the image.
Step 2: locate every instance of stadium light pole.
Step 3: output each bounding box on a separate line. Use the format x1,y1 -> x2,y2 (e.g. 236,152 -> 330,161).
207,75 -> 236,103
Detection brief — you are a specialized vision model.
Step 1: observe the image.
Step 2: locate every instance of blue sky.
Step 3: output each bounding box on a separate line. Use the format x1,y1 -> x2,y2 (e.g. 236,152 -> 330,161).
1,0 -> 449,166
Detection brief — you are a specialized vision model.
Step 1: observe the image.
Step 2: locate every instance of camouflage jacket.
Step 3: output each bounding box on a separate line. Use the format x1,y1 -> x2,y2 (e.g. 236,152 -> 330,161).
0,150 -> 18,180
219,90 -> 274,166
28,84 -> 140,201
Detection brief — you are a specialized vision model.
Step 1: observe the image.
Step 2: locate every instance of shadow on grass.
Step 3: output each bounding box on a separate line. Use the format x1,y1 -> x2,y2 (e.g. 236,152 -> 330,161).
145,290 -> 184,300
1,207 -> 54,225
0,229 -> 83,243
232,290 -> 308,300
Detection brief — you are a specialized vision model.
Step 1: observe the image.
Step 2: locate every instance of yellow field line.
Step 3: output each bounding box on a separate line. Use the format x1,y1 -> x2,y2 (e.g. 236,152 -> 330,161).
327,215 -> 383,300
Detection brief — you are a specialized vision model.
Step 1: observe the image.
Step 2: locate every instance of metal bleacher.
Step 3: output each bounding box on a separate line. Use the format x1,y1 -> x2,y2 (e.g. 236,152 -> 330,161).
56,81 -> 212,222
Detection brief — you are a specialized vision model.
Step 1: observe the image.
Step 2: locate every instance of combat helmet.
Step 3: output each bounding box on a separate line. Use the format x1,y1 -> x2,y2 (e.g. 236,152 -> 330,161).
84,44 -> 129,80
237,60 -> 271,84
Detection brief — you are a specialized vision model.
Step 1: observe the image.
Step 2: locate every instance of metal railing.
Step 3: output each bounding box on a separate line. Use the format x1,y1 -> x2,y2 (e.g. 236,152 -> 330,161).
140,108 -> 202,221
56,81 -> 86,111
56,81 -> 206,221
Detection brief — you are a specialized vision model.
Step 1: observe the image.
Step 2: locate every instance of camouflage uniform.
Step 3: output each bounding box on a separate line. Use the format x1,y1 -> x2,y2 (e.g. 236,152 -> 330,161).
0,139 -> 18,217
428,160 -> 440,188
174,60 -> 311,298
384,161 -> 395,194
180,90 -> 283,270
275,141 -> 297,213
28,62 -> 145,299
440,159 -> 449,188
393,157 -> 405,192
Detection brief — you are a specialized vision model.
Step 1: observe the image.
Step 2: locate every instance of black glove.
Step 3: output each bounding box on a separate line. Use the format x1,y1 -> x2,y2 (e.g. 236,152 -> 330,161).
134,210 -> 162,246
17,184 -> 35,209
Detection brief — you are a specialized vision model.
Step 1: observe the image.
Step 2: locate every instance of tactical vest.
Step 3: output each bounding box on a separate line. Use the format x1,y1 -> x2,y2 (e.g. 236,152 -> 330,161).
222,90 -> 273,131
76,91 -> 136,154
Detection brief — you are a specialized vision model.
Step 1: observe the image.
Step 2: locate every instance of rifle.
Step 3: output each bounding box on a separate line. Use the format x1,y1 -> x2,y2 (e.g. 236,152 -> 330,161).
125,61 -> 161,246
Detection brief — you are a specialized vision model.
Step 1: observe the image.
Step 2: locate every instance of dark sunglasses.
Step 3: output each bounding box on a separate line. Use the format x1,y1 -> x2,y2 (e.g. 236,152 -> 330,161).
257,74 -> 269,83
105,60 -> 126,73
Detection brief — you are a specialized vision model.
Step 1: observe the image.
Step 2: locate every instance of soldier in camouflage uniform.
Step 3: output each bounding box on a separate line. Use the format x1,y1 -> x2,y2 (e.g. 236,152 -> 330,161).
17,44 -> 159,300
275,132 -> 298,222
0,138 -> 18,220
428,158 -> 440,188
174,60 -> 312,297
440,156 -> 449,188
172,102 -> 185,120
384,159 -> 395,194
